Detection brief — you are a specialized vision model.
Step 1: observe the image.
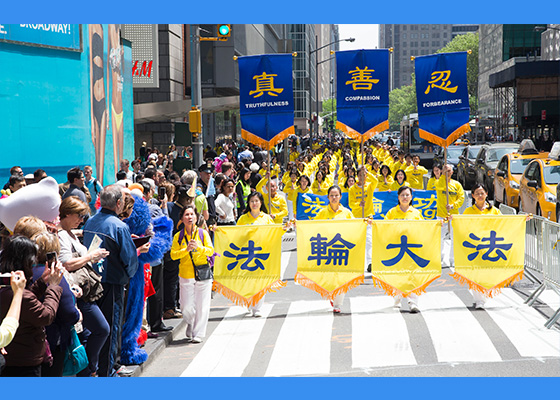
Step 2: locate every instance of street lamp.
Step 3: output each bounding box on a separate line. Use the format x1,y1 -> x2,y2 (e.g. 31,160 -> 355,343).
534,25 -> 560,32
308,36 -> 355,142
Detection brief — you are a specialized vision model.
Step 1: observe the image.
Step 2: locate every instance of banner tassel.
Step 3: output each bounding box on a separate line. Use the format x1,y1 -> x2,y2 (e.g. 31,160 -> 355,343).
212,279 -> 287,308
294,272 -> 364,301
370,274 -> 441,298
449,270 -> 524,298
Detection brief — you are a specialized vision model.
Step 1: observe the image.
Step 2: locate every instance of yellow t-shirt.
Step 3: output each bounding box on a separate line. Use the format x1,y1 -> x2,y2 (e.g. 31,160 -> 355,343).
170,227 -> 214,279
237,211 -> 275,226
390,180 -> 410,191
385,206 -> 424,220
463,204 -> 502,215
314,204 -> 354,220
435,176 -> 465,217
426,177 -> 437,191
408,165 -> 428,190
349,180 -> 377,218
377,176 -> 394,192
311,180 -> 328,196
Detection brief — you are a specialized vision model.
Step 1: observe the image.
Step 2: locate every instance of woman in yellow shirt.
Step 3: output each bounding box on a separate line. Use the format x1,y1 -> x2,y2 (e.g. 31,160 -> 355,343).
237,192 -> 275,317
312,170 -> 328,196
384,186 -> 423,313
390,169 -> 410,191
170,205 -> 215,343
426,163 -> 442,191
462,184 -> 501,309
377,165 -> 394,192
314,185 -> 354,313
341,176 -> 355,194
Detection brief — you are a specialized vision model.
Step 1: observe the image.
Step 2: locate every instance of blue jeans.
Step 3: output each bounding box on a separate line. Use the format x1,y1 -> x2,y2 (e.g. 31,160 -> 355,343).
77,299 -> 110,376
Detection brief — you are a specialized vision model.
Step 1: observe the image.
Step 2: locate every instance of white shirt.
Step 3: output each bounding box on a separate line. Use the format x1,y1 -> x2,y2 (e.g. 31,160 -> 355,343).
215,193 -> 236,223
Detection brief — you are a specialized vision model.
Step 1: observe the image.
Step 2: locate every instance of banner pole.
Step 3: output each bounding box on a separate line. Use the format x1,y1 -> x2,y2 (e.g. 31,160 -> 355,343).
267,149 -> 272,215
361,136 -> 365,219
444,146 -> 451,231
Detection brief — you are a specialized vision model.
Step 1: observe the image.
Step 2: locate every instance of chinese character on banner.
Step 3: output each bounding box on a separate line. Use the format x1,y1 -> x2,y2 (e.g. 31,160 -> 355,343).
296,220 -> 366,300
345,67 -> 379,90
412,193 -> 437,220
424,70 -> 458,95
249,72 -> 284,98
451,215 -> 525,296
382,235 -> 430,268
223,240 -> 271,271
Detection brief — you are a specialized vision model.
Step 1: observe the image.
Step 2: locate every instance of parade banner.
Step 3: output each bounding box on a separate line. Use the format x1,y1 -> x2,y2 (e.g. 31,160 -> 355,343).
295,192 -> 350,220
414,52 -> 470,147
336,49 -> 389,140
371,220 -> 441,296
213,225 -> 286,307
295,220 -> 366,300
238,54 -> 294,150
370,190 -> 437,220
451,215 -> 526,296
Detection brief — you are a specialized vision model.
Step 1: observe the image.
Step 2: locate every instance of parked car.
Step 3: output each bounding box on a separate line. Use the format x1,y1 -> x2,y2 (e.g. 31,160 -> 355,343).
519,157 -> 560,221
457,144 -> 484,190
474,142 -> 519,197
433,145 -> 465,179
493,140 -> 548,208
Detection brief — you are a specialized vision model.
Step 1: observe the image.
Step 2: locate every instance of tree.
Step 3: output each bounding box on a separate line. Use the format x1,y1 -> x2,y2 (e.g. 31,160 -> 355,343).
436,32 -> 479,115
320,98 -> 338,131
389,75 -> 417,131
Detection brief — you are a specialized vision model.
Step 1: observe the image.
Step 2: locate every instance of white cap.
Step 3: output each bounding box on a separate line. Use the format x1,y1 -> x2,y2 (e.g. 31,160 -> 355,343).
250,163 -> 260,172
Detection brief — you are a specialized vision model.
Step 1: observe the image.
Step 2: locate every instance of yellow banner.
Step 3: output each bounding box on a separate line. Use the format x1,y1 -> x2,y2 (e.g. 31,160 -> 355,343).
371,220 -> 441,297
213,225 -> 286,307
295,219 -> 366,300
451,215 -> 526,296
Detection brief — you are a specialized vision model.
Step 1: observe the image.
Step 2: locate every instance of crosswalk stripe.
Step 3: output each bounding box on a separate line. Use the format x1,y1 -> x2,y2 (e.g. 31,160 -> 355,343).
420,292 -> 502,363
483,288 -> 560,358
281,251 -> 291,281
538,289 -> 560,311
350,296 -> 417,369
180,304 -> 273,377
264,300 -> 333,377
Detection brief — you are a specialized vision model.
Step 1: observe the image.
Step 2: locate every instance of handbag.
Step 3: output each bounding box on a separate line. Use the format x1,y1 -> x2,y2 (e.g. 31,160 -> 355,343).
62,327 -> 88,376
189,252 -> 213,281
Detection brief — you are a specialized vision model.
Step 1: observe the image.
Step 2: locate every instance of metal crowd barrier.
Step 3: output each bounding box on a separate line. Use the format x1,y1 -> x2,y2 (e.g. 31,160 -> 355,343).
499,204 -> 517,215
523,216 -> 560,329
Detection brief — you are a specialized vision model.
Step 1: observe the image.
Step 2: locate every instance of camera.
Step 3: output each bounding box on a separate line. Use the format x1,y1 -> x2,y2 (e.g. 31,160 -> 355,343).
0,273 -> 11,287
158,186 -> 166,200
46,252 -> 57,267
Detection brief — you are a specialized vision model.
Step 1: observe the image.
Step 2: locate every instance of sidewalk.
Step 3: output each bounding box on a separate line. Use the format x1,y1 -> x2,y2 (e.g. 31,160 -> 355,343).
126,316 -> 187,377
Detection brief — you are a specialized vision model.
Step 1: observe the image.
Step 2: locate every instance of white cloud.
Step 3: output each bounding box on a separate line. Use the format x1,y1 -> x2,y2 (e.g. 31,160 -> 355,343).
338,24 -> 379,51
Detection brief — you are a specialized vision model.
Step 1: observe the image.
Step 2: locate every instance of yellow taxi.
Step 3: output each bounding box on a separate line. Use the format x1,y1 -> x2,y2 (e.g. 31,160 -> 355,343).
518,142 -> 560,221
493,140 -> 549,209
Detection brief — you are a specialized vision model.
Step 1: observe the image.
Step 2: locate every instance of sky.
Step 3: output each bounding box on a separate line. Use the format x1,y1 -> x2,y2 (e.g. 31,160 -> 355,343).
338,24 -> 379,50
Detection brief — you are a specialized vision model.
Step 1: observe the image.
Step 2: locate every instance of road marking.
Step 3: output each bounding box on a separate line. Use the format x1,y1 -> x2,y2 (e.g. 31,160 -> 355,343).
350,296 -> 417,368
538,289 -> 560,311
265,300 -> 333,377
420,291 -> 502,363
484,288 -> 560,358
180,304 -> 272,377
281,251 -> 291,281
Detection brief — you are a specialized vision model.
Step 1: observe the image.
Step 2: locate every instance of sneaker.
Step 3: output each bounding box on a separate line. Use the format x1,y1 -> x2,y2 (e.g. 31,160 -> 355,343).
329,300 -> 334,307
333,307 -> 341,313
474,302 -> 485,309
116,365 -> 134,377
252,310 -> 262,318
163,309 -> 182,319
191,337 -> 202,344
409,304 -> 420,314
367,264 -> 371,273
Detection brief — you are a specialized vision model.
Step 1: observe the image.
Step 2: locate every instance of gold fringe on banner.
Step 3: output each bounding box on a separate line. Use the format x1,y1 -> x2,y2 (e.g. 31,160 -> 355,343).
449,270 -> 524,298
241,126 -> 295,151
212,279 -> 287,307
294,272 -> 364,301
419,122 -> 471,148
370,274 -> 441,298
336,120 -> 389,142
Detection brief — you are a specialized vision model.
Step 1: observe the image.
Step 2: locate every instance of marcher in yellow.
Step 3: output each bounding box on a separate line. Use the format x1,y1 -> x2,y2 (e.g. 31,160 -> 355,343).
384,186 -> 423,313
256,174 -> 288,224
426,163 -> 442,191
311,170 -> 328,196
408,155 -> 428,190
237,192 -> 275,317
377,165 -> 394,192
170,205 -> 215,343
314,185 -> 354,313
390,169 -> 410,191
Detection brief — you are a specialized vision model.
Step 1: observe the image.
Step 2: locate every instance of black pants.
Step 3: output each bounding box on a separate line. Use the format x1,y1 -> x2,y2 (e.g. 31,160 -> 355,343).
147,263 -> 164,330
41,345 -> 65,377
163,255 -> 180,312
1,364 -> 42,377
96,282 -> 125,377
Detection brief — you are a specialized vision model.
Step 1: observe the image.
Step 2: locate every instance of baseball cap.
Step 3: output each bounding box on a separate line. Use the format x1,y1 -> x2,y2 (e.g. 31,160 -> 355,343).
198,161 -> 214,174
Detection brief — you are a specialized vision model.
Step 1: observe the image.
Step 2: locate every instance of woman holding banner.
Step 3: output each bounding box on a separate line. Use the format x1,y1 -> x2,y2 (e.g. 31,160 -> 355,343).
385,186 -> 423,313
314,185 -> 354,313
237,192 -> 275,317
461,184 -> 501,309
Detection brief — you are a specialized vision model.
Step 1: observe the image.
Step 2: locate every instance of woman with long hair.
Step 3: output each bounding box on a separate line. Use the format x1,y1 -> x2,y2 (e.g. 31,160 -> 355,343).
390,169 -> 410,191
312,170 -> 328,196
215,178 -> 237,225
377,165 -> 394,192
170,205 -> 214,343
427,163 -> 442,191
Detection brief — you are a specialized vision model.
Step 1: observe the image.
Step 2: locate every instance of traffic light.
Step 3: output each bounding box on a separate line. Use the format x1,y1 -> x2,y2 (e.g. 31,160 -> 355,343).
189,107 -> 202,136
217,24 -> 231,40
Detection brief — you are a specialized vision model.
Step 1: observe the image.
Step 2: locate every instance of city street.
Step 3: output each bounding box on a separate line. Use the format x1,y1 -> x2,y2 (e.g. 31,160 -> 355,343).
140,228 -> 560,378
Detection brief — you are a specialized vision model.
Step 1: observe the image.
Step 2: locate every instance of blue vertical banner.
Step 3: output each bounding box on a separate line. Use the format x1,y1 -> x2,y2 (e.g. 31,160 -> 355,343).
238,54 -> 295,150
414,52 -> 471,148
336,49 -> 389,141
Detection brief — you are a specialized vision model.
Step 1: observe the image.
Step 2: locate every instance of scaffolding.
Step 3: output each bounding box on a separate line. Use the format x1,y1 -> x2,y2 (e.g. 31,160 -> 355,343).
493,84 -> 517,139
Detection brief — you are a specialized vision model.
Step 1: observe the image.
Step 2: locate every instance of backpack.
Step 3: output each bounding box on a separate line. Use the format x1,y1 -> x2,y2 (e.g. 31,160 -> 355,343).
178,227 -> 219,268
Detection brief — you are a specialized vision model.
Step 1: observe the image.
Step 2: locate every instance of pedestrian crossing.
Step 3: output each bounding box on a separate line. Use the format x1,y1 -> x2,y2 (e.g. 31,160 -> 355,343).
179,289 -> 560,377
